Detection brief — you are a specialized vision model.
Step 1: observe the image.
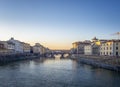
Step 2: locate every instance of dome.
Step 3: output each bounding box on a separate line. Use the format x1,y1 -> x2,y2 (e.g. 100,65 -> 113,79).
92,37 -> 98,40
92,37 -> 98,42
10,37 -> 14,40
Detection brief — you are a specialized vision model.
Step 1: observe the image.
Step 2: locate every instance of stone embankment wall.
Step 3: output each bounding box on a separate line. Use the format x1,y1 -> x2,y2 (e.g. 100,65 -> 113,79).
70,54 -> 120,72
0,53 -> 40,64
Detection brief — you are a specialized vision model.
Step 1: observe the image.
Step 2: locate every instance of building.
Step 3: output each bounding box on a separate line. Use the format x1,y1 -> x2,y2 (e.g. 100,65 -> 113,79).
0,42 -> 4,49
72,42 -> 79,53
0,41 -> 15,54
22,42 -> 30,53
7,41 -> 15,53
33,43 -> 42,54
100,40 -> 120,56
72,37 -> 107,55
41,46 -> 48,55
84,43 -> 100,55
72,41 -> 91,54
45,48 -> 51,53
32,43 -> 48,55
8,37 -> 24,53
92,37 -> 99,42
84,45 -> 92,55
0,41 -> 7,54
84,37 -> 101,55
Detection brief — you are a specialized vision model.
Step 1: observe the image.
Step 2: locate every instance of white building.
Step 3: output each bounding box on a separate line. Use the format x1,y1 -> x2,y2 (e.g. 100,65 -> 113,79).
8,38 -> 24,53
0,41 -> 15,54
84,43 -> 100,55
84,45 -> 92,55
72,41 -> 91,54
100,40 -> 120,56
7,41 -> 15,53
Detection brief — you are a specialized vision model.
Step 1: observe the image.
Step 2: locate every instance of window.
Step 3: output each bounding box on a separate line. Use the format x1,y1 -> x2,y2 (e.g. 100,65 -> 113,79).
110,52 -> 111,55
116,47 -> 118,50
106,52 -> 108,55
107,47 -> 108,50
116,52 -> 118,56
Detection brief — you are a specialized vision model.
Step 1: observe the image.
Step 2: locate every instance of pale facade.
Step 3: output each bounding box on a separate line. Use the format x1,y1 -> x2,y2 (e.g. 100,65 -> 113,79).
33,43 -> 48,55
33,43 -> 42,54
0,41 -> 15,54
72,42 -> 79,54
84,44 -> 100,55
41,46 -> 47,54
8,38 -> 24,53
45,48 -> 50,53
84,45 -> 92,55
7,41 -> 15,53
22,42 -> 30,53
100,40 -> 120,56
72,41 -> 91,54
0,41 -> 8,54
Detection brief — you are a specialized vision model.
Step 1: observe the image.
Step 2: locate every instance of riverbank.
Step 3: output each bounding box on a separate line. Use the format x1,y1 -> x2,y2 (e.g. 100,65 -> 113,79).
70,54 -> 120,72
0,54 -> 40,65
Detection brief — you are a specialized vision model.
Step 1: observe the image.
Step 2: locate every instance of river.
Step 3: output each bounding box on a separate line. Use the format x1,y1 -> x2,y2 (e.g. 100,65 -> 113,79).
0,58 -> 120,87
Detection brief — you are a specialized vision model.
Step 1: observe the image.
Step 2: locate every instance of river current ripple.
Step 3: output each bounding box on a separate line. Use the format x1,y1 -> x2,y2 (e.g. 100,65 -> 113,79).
0,58 -> 120,87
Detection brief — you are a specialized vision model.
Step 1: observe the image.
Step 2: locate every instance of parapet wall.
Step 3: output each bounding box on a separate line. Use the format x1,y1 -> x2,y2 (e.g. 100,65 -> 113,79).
70,54 -> 120,72
0,53 -> 40,65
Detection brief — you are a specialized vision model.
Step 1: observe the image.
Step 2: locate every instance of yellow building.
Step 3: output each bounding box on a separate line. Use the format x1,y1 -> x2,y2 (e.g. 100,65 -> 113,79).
72,42 -> 79,49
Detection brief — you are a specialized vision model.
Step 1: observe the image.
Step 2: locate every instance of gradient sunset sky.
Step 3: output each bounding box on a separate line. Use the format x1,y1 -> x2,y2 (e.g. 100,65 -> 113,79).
0,0 -> 120,49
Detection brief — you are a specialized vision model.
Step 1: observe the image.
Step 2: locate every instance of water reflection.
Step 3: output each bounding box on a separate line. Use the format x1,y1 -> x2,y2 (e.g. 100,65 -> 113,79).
0,58 -> 120,87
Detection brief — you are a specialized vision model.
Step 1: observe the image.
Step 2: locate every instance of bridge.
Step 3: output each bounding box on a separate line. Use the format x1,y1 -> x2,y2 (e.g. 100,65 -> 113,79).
45,50 -> 71,58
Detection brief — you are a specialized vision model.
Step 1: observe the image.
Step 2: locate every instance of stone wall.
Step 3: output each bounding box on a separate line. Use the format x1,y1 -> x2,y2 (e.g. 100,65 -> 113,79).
0,53 -> 40,65
70,54 -> 120,72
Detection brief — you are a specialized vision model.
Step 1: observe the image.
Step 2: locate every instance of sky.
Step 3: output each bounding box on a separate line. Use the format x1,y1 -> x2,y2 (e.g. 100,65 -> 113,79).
0,0 -> 120,49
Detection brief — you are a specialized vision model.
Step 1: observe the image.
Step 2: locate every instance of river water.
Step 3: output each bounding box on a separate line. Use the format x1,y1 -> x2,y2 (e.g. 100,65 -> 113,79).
0,58 -> 120,87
